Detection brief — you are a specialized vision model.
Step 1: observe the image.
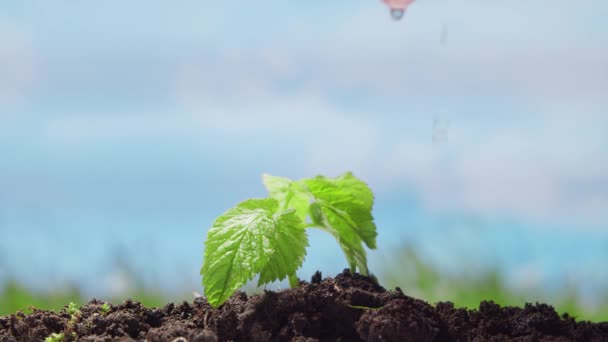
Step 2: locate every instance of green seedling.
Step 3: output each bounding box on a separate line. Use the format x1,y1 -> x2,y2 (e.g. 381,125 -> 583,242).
44,332 -> 75,342
65,302 -> 81,324
44,333 -> 65,342
201,172 -> 378,308
100,302 -> 110,315
45,302 -> 81,341
66,302 -> 79,316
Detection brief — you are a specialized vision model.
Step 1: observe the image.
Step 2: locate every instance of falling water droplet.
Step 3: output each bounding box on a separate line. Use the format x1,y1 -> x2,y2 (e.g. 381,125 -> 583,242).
383,0 -> 415,21
390,9 -> 405,20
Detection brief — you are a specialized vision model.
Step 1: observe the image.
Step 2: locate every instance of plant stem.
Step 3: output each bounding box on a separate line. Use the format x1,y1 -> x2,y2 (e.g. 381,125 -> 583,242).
288,273 -> 299,288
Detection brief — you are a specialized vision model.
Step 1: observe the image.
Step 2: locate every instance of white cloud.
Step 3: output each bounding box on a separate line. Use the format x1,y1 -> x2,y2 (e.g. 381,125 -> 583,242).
284,0 -> 608,108
379,114 -> 608,228
48,47 -> 607,229
173,58 -> 382,168
42,0 -> 608,229
46,56 -> 382,177
44,114 -> 189,141
0,18 -> 38,108
173,53 -> 608,229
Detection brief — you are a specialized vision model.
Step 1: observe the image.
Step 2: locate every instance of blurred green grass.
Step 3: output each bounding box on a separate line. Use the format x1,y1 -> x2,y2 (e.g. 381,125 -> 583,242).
1,246 -> 606,322
0,280 -> 173,316
379,245 -> 608,322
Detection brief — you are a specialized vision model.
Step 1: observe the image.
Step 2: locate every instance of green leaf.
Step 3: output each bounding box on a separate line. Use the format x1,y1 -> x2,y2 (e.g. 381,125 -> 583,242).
309,200 -> 370,275
305,172 -> 377,249
201,171 -> 379,307
201,198 -> 306,308
334,172 -> 375,209
262,174 -> 311,221
257,209 -> 308,285
44,333 -> 65,342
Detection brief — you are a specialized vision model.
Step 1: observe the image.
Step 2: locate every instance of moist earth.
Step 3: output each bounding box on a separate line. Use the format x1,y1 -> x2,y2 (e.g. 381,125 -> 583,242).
1,270 -> 607,341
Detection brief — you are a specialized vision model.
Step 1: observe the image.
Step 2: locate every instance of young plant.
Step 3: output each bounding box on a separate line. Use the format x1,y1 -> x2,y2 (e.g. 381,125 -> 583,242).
200,172 -> 378,308
100,302 -> 111,315
43,302 -> 81,342
66,302 -> 81,324
66,302 -> 79,317
44,332 -> 77,342
44,333 -> 65,342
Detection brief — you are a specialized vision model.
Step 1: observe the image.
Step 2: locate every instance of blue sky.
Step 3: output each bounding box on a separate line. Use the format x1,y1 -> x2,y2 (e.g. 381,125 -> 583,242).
1,1 -> 607,299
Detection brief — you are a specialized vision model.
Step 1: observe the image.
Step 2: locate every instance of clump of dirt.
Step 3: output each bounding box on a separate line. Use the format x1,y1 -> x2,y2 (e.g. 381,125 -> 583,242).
1,270 -> 607,341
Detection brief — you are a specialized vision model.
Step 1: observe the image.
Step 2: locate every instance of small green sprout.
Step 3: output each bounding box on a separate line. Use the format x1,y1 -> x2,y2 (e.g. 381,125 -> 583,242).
65,302 -> 81,325
100,302 -> 111,314
44,303 -> 80,342
66,302 -> 79,316
44,333 -> 65,342
200,172 -> 378,308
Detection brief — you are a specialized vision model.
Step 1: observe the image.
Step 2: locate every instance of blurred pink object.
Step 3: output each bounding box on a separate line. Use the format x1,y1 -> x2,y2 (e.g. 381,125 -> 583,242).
382,0 -> 416,20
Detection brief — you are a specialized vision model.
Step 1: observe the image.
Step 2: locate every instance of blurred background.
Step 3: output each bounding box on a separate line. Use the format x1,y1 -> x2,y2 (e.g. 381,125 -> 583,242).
1,0 -> 607,321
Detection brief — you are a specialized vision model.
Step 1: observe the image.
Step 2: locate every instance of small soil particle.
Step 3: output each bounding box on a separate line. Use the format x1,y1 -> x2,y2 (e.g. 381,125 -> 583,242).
1,270 -> 607,341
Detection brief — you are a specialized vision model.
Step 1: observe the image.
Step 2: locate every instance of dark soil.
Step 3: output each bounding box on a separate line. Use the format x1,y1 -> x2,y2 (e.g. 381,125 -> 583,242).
1,270 -> 607,342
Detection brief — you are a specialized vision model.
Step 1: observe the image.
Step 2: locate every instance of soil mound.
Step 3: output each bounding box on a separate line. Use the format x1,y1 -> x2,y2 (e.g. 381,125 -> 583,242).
1,270 -> 607,341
